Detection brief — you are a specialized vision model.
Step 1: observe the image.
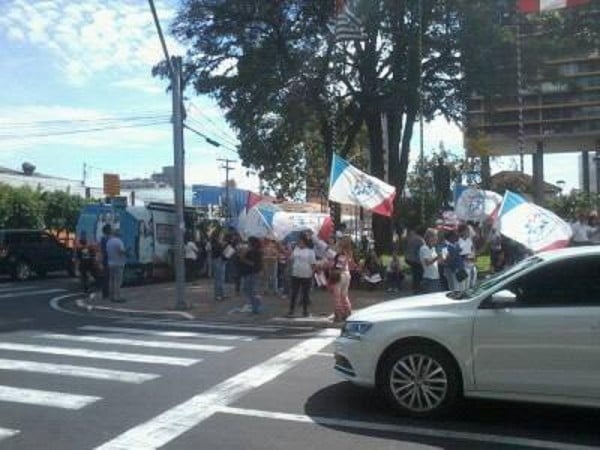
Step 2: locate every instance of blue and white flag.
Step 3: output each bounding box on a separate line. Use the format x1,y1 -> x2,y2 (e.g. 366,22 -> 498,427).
454,186 -> 502,222
328,153 -> 396,217
496,191 -> 572,252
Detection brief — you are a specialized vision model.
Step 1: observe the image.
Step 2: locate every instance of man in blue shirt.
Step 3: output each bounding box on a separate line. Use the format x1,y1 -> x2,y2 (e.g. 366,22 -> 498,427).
106,230 -> 126,303
99,224 -> 112,299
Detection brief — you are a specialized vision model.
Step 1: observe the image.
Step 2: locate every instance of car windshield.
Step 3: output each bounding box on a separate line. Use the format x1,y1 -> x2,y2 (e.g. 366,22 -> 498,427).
447,256 -> 543,299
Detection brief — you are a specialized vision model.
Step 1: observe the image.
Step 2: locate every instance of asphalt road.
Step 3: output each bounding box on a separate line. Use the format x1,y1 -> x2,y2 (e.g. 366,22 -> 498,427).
0,276 -> 598,450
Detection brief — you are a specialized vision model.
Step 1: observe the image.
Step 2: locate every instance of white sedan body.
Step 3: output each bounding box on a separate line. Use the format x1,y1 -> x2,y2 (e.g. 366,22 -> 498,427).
335,246 -> 600,411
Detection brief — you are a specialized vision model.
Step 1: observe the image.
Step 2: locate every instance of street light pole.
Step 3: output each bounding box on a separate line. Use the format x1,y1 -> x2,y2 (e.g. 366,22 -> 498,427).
171,56 -> 187,310
418,0 -> 425,225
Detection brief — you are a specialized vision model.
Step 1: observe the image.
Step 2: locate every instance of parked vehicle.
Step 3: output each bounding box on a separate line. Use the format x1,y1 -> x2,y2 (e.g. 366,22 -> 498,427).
334,246 -> 600,418
0,229 -> 75,281
76,202 -> 207,284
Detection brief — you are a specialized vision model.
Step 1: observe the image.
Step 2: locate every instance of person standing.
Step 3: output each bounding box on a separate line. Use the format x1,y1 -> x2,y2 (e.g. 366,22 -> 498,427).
419,229 -> 441,294
444,230 -> 467,291
288,234 -> 317,317
239,237 -> 263,314
458,224 -> 477,288
184,234 -> 199,281
106,230 -> 126,303
76,236 -> 97,293
99,224 -> 112,299
276,241 -> 291,298
210,229 -> 226,301
330,237 -> 354,322
405,228 -> 425,293
571,211 -> 592,246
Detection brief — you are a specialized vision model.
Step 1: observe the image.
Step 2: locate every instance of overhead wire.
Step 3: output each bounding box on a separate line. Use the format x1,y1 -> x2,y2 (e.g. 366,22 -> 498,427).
185,117 -> 240,149
183,123 -> 238,154
0,120 -> 169,141
186,101 -> 239,146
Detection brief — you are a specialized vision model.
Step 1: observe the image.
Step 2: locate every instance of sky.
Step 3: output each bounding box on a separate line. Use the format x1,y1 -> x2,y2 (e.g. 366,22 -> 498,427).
0,0 -> 581,195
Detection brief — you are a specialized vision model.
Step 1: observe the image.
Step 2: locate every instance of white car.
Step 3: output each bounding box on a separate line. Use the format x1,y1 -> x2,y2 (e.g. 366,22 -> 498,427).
334,246 -> 600,418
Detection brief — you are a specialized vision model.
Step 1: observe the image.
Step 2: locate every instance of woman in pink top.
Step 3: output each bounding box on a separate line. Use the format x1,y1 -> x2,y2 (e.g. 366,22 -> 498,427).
329,237 -> 353,322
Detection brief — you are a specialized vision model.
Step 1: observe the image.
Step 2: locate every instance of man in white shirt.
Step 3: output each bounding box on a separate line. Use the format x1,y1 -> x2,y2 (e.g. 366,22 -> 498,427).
419,229 -> 441,293
288,235 -> 317,317
571,212 -> 592,246
185,235 -> 199,281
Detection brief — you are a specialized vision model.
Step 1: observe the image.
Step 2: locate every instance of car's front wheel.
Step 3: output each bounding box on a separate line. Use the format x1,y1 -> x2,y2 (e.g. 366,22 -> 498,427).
381,343 -> 461,418
12,260 -> 33,281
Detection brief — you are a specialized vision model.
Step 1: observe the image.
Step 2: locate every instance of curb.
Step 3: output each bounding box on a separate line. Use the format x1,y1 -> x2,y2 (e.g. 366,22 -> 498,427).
53,294 -> 339,329
51,293 -> 197,321
74,298 -> 196,320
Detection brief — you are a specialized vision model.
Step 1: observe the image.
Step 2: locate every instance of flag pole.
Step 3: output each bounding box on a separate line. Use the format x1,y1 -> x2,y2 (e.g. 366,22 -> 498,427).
418,0 -> 425,225
516,14 -> 525,173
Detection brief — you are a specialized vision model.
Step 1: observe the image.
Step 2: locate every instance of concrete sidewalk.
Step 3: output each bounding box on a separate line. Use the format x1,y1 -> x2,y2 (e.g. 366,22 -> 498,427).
71,277 -> 413,327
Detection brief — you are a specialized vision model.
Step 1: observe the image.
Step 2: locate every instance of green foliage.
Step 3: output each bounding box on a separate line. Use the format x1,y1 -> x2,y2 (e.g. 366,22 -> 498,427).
0,184 -> 86,232
0,185 -> 45,229
40,190 -> 87,234
546,192 -> 600,221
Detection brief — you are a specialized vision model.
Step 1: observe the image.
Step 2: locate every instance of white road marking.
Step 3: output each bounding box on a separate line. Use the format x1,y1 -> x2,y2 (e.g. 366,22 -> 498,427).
0,385 -> 100,410
0,343 -> 199,366
0,288 -> 65,299
118,319 -> 282,333
95,329 -> 338,450
0,427 -> 19,441
38,334 -> 233,353
0,358 -> 159,384
78,325 -> 256,342
217,407 -> 594,450
0,286 -> 44,293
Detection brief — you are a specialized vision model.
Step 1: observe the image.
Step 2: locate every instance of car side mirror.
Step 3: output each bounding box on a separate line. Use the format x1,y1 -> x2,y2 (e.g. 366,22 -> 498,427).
490,289 -> 517,306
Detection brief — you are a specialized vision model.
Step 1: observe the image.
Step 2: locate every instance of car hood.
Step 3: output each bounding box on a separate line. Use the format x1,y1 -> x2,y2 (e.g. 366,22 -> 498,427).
349,292 -> 470,322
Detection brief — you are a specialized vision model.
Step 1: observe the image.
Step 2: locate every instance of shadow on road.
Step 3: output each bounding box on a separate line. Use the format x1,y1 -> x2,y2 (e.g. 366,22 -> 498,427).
303,381 -> 600,449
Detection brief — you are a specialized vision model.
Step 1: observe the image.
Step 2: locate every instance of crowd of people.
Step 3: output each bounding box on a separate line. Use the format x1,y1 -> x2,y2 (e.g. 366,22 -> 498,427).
204,226 -> 357,321
74,207 -> 600,317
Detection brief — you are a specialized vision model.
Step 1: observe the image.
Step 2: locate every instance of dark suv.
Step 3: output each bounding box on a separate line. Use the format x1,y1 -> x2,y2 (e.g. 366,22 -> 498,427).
0,230 -> 75,281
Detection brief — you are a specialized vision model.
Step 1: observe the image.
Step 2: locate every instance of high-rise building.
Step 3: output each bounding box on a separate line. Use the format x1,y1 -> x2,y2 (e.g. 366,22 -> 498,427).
464,2 -> 600,200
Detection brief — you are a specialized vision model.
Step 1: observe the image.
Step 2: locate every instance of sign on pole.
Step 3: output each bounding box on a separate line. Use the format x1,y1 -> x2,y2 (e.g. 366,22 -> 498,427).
103,173 -> 120,196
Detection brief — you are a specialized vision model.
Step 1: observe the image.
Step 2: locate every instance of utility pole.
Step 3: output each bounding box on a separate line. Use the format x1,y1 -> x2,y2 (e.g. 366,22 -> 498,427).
172,56 -> 187,310
218,158 -> 236,221
82,163 -> 87,187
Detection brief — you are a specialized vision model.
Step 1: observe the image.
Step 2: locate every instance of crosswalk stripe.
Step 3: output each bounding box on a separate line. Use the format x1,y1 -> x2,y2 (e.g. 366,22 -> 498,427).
0,358 -> 159,384
0,288 -> 65,299
0,286 -> 43,293
0,427 -> 19,441
78,325 -> 256,342
38,334 -> 234,353
0,385 -> 100,409
118,319 -> 281,333
0,343 -> 200,366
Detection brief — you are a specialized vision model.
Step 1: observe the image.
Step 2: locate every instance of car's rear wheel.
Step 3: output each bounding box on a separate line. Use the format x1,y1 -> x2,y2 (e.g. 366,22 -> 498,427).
12,261 -> 33,281
381,343 -> 461,418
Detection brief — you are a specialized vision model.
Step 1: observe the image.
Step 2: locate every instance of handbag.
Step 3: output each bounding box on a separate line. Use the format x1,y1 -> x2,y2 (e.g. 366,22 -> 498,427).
328,268 -> 342,284
456,268 -> 468,283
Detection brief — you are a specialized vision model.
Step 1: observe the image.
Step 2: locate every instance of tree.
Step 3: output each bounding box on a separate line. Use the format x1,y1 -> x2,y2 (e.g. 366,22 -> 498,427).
40,190 -> 87,237
0,185 -> 45,229
165,0 -> 597,249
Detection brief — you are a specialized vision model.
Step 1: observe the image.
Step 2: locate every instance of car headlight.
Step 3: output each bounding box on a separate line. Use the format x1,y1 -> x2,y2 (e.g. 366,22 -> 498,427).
340,321 -> 372,340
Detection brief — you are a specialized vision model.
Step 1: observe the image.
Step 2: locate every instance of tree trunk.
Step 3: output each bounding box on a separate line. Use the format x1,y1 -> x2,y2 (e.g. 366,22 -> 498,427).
365,111 -> 392,254
480,155 -> 491,189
